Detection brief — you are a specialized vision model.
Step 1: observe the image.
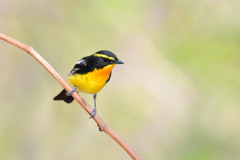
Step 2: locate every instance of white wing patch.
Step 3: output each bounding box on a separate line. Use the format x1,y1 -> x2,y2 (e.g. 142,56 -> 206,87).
70,68 -> 80,75
77,59 -> 87,66
72,68 -> 80,71
69,59 -> 86,76
77,59 -> 83,64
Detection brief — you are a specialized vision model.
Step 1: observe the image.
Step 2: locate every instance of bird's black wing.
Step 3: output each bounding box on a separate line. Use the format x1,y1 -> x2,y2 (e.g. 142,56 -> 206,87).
69,59 -> 87,75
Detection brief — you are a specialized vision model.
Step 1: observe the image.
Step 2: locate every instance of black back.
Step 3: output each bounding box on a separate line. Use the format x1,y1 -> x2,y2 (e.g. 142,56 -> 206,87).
69,50 -> 119,75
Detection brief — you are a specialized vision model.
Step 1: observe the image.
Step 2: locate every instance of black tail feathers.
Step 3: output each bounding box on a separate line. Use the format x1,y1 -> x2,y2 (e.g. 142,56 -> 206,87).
53,89 -> 74,104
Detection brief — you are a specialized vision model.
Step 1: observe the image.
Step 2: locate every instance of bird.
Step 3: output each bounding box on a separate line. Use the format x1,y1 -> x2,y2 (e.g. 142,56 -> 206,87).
53,50 -> 124,118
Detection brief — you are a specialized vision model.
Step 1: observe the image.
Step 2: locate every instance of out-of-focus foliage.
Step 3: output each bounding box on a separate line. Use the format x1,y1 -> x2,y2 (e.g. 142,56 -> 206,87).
1,0 -> 240,160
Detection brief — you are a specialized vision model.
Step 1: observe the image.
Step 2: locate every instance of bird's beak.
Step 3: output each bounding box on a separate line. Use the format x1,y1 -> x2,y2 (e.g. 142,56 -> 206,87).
115,59 -> 124,64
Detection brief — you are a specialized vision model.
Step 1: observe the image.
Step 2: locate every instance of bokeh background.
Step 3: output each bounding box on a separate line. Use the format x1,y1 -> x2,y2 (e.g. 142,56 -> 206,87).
1,0 -> 240,160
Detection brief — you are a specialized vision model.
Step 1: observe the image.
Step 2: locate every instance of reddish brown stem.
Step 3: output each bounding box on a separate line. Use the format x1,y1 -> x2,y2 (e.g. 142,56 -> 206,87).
0,33 -> 141,160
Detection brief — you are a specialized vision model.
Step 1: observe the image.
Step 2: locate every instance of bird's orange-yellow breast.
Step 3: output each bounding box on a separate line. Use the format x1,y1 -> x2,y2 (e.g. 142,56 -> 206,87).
68,64 -> 116,94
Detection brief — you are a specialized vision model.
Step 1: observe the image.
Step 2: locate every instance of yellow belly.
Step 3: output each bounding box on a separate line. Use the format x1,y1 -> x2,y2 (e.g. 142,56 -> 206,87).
68,64 -> 115,94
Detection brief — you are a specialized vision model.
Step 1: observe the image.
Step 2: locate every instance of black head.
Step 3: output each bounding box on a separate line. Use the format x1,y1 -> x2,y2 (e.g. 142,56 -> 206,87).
95,50 -> 118,59
93,50 -> 124,65
93,50 -> 123,64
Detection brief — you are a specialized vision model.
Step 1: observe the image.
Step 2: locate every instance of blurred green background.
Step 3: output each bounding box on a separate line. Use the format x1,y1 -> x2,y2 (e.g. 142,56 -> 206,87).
1,0 -> 240,160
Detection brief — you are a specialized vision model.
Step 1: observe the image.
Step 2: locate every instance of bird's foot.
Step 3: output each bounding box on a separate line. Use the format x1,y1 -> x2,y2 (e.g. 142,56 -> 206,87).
89,107 -> 97,119
66,86 -> 77,96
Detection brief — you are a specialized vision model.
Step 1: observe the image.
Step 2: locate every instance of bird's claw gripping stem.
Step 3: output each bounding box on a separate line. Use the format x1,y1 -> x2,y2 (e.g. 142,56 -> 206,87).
66,86 -> 77,96
89,106 -> 97,119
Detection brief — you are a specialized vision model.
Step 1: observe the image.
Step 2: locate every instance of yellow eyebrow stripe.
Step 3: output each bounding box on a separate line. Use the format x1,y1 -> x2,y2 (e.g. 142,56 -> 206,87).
93,53 -> 115,61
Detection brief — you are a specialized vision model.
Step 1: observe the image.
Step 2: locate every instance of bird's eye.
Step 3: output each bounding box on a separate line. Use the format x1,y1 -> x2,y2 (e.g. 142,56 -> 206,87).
103,58 -> 108,62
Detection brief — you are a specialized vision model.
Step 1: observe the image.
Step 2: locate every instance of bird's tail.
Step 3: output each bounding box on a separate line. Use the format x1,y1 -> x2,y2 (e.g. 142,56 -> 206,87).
53,89 -> 74,103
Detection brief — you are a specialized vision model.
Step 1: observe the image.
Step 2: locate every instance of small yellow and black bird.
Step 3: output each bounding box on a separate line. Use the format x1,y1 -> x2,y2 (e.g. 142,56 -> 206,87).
53,50 -> 124,118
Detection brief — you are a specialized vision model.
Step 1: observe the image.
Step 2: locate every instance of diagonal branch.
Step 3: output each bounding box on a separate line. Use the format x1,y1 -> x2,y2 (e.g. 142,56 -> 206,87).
0,33 -> 141,160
